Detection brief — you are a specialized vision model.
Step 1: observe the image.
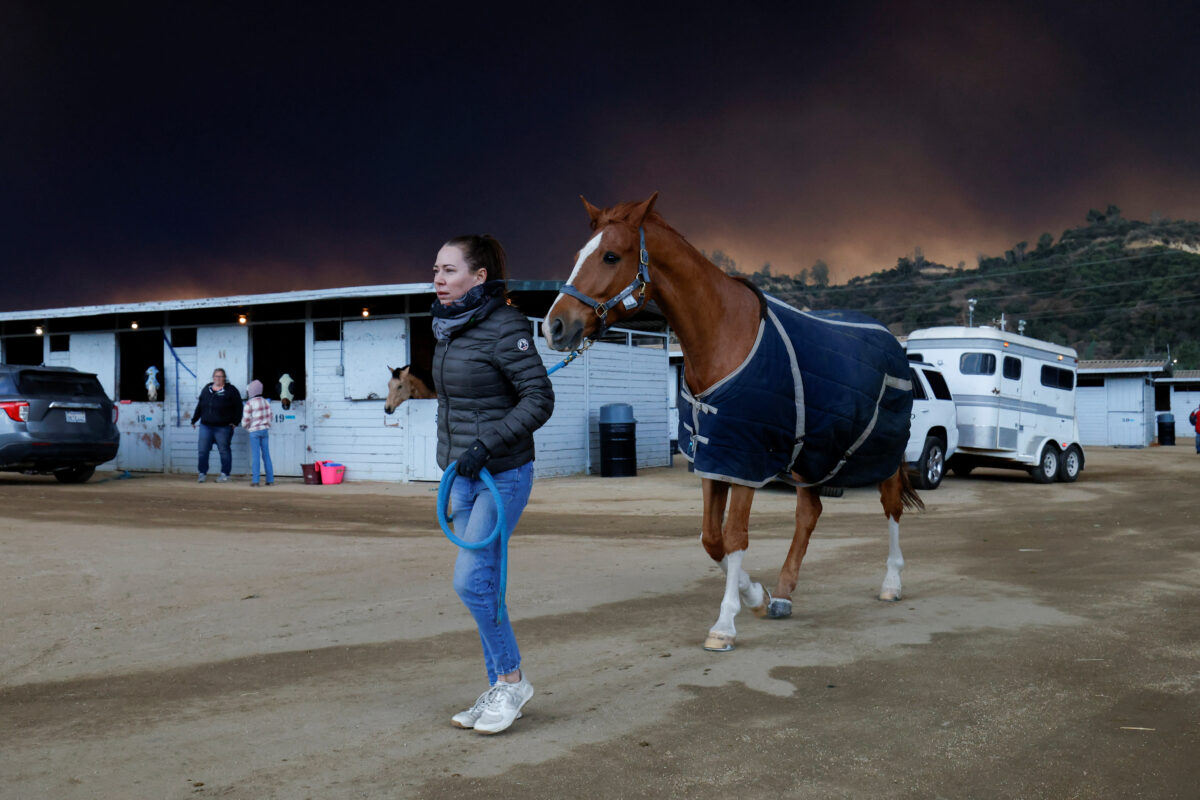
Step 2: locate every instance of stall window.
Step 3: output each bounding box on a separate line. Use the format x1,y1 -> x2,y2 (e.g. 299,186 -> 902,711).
1003,356 -> 1021,380
119,329 -> 166,401
3,336 -> 44,365
251,323 -> 306,401
959,352 -> 996,375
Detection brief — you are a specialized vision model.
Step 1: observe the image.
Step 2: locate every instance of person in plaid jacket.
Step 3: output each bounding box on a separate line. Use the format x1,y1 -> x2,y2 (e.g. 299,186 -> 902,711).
241,379 -> 274,486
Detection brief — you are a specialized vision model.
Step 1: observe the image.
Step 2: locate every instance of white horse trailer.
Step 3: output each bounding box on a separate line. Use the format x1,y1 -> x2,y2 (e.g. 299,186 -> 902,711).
905,326 -> 1085,482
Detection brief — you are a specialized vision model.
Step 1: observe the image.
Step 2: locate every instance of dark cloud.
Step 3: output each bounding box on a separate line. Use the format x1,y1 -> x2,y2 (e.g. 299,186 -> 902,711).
2,2 -> 1198,310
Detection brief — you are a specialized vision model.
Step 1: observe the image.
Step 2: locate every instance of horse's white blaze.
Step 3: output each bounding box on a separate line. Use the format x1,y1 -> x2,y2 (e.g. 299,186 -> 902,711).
880,516 -> 904,600
564,232 -> 603,288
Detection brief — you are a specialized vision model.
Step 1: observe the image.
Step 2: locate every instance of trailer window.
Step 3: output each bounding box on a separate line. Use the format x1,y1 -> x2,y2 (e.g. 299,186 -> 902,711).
906,352 -> 923,362
960,352 -> 995,375
922,369 -> 954,401
909,368 -> 927,400
1003,356 -> 1021,380
1041,365 -> 1074,390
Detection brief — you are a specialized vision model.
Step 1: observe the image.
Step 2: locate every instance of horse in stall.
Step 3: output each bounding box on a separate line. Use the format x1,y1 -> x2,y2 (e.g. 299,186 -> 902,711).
384,365 -> 436,414
542,193 -> 923,652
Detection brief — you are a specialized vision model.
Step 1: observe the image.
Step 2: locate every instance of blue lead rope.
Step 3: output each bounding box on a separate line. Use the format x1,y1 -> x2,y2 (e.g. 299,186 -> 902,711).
437,464 -> 509,623
435,347 -> 586,622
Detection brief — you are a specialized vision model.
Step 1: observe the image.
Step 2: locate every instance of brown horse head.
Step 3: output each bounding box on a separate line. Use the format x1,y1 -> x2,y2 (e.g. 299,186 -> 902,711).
542,192 -> 660,352
384,365 -> 434,413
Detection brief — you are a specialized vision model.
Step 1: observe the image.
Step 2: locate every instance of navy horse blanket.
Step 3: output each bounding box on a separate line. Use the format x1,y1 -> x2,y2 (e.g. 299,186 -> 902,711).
679,292 -> 912,488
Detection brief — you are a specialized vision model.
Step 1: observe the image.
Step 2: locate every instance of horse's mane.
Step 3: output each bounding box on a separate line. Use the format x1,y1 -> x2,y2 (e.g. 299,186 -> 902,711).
597,203 -> 709,266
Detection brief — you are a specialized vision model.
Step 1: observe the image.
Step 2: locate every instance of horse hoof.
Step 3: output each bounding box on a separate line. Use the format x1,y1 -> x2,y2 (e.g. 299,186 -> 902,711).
766,598 -> 792,619
751,589 -> 773,618
703,632 -> 735,652
878,589 -> 902,602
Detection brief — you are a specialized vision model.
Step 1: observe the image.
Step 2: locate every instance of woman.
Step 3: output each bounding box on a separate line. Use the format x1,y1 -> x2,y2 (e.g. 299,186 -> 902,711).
190,368 -> 241,483
241,379 -> 274,486
432,234 -> 554,735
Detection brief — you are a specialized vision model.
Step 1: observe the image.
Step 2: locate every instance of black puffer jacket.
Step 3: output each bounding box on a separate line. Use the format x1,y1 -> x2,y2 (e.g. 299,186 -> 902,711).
434,302 -> 554,473
190,383 -> 243,426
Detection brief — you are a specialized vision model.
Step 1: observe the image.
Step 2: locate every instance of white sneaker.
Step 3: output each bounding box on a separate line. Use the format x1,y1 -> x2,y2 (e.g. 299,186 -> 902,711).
197,474 -> 206,483
473,676 -> 534,735
451,686 -> 524,729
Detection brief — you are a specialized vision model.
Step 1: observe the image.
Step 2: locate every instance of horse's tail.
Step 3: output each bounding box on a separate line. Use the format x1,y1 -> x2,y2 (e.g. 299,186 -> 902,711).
898,463 -> 925,512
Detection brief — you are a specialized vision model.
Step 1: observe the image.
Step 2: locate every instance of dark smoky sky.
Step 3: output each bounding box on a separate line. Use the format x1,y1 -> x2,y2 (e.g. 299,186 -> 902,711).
2,1 -> 1198,312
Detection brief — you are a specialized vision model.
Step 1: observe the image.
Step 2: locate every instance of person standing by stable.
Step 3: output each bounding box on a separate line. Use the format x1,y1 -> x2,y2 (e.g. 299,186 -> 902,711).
432,234 -> 554,735
241,379 -> 274,486
1191,405 -> 1200,453
190,368 -> 241,483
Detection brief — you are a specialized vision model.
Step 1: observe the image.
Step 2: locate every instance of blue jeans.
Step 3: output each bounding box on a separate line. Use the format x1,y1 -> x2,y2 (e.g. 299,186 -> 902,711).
197,423 -> 233,476
249,429 -> 274,484
1195,432 -> 1199,453
450,461 -> 534,685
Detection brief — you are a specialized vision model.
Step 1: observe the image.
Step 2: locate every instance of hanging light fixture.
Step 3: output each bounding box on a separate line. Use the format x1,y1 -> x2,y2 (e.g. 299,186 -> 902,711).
361,307 -> 370,318
130,321 -> 139,330
238,313 -> 247,325
35,325 -> 44,335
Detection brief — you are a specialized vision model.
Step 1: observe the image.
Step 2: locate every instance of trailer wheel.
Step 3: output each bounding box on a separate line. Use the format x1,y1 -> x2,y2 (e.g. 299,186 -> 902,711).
1057,445 -> 1082,483
950,461 -> 975,477
912,436 -> 946,490
1030,444 -> 1059,484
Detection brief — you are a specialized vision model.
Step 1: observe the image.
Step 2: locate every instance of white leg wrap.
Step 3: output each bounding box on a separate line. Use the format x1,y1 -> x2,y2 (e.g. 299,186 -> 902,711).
879,516 -> 904,601
718,551 -> 764,609
712,551 -> 745,637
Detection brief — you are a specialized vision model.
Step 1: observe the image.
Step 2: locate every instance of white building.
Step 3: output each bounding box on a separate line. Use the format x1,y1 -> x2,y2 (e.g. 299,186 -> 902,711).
1075,358 -> 1171,447
0,283 -> 672,480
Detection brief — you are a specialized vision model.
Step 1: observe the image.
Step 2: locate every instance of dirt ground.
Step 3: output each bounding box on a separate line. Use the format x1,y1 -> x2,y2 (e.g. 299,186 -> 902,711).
2,446 -> 1198,799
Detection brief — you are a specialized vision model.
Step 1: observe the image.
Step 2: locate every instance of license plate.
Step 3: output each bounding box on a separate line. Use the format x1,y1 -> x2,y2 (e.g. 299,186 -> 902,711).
65,410 -> 86,423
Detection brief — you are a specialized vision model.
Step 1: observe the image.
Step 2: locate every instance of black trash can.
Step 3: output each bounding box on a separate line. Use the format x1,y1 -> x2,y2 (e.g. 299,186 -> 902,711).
1157,413 -> 1175,446
599,403 -> 637,477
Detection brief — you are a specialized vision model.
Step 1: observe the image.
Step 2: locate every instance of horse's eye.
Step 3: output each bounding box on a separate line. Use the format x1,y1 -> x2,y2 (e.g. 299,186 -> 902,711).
602,251 -> 620,264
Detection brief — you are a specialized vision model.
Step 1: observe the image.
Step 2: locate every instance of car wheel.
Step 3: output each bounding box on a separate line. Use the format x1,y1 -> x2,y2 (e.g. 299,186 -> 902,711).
1030,444 -> 1059,484
912,436 -> 946,490
54,465 -> 96,484
1057,445 -> 1082,482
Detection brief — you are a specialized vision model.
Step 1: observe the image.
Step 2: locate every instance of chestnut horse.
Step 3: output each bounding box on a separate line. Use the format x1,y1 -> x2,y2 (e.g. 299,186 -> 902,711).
542,194 -> 922,652
384,365 -> 435,414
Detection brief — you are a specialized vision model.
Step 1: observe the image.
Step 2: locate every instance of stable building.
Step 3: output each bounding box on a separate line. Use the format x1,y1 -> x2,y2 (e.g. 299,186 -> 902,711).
1075,358 -> 1172,447
0,283 -> 672,480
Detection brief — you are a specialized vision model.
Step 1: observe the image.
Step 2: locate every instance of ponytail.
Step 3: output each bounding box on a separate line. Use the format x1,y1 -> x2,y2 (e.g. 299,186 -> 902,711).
444,234 -> 509,286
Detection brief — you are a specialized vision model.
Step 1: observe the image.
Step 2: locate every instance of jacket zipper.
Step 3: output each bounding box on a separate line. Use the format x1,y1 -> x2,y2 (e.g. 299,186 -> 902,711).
438,340 -> 451,451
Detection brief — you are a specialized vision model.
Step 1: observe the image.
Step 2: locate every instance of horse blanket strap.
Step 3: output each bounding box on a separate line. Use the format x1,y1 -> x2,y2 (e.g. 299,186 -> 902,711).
679,295 -> 913,489
559,227 -> 651,331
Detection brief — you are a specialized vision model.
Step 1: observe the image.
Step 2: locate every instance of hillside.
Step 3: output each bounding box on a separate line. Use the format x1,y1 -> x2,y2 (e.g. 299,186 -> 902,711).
743,209 -> 1200,368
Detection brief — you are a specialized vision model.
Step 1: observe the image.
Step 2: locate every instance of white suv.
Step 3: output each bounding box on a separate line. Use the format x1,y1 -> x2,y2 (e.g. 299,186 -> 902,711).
905,362 -> 958,489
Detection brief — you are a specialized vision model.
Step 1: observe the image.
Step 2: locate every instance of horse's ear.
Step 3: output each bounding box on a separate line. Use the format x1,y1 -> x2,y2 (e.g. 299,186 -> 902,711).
580,195 -> 603,230
632,192 -> 659,228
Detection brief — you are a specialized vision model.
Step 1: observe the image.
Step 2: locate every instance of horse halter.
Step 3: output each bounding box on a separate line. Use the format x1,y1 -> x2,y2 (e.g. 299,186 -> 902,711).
558,226 -> 651,335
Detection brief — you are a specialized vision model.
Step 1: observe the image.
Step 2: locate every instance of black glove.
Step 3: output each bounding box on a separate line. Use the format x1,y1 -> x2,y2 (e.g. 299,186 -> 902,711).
456,439 -> 491,479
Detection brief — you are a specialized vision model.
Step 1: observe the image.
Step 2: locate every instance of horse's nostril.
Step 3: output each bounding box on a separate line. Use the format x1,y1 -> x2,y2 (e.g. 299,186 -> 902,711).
550,317 -> 564,341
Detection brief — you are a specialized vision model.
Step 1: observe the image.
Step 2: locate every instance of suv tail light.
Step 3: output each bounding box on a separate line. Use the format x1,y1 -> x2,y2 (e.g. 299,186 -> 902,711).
2,401 -> 30,423
112,405 -> 119,424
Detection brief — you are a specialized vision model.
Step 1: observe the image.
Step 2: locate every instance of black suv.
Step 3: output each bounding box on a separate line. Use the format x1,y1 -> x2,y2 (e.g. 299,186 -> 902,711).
0,364 -> 120,483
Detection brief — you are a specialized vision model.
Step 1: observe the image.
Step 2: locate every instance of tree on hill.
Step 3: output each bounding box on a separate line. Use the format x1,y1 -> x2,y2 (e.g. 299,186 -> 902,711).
810,259 -> 829,287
